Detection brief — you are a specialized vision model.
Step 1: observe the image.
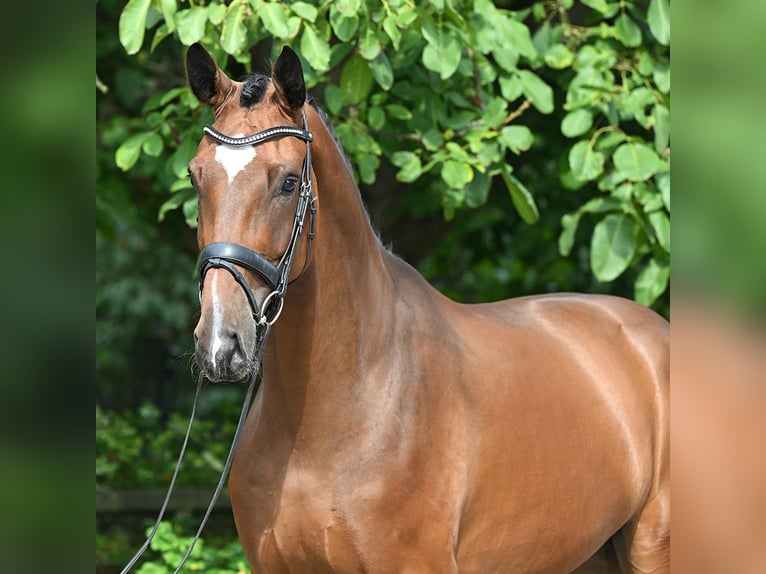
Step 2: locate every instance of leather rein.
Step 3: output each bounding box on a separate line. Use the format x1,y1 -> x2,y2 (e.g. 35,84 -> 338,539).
121,114 -> 315,574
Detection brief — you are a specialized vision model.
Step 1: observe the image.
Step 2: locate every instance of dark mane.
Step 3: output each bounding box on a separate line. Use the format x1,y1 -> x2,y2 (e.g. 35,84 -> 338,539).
306,94 -> 339,141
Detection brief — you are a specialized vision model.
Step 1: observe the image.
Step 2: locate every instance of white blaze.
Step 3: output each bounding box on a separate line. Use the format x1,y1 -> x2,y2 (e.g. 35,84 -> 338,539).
214,136 -> 256,183
210,272 -> 225,367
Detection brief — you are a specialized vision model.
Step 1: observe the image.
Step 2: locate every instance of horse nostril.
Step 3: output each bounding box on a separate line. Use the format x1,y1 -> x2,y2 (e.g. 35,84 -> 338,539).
214,334 -> 238,366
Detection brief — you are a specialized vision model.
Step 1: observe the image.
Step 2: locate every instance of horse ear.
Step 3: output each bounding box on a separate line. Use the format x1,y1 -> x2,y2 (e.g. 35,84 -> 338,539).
186,43 -> 232,107
272,46 -> 306,110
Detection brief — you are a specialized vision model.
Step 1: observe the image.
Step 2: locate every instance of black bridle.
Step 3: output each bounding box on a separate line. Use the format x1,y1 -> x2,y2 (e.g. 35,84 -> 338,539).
121,114 -> 315,574
197,114 -> 316,330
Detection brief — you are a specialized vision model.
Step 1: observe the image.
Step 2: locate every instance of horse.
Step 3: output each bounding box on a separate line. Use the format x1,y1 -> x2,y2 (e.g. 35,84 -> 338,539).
185,42 -> 669,573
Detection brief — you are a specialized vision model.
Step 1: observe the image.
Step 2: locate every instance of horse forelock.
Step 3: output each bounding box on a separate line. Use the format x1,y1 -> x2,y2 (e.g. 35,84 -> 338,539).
238,74 -> 340,148
240,74 -> 271,107
237,71 -> 369,232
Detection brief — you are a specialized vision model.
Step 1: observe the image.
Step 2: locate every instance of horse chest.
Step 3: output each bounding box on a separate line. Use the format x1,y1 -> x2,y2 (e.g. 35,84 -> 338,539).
245,461 -> 375,571
235,444 -> 456,572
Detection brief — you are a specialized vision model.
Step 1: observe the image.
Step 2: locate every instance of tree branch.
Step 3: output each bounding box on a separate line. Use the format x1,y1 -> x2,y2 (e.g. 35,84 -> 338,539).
502,99 -> 532,125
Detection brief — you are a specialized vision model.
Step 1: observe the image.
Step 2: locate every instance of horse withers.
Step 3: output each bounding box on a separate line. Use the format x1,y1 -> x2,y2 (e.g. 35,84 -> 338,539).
186,42 -> 669,573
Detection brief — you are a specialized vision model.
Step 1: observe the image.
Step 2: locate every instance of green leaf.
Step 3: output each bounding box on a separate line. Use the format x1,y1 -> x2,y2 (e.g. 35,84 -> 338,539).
300,26 -> 331,72
169,178 -> 192,193
119,0 -> 152,55
657,173 -> 670,212
336,0 -> 361,17
634,257 -> 669,306
441,160 -> 473,189
561,109 -> 594,138
499,125 -> 534,153
160,0 -> 178,31
615,14 -> 642,47
367,106 -> 385,130
324,85 -> 343,115
635,182 -> 664,212
329,7 -> 358,42
597,170 -> 628,191
653,62 -> 670,94
649,210 -> 670,253
330,42 -> 354,68
385,104 -> 412,120
291,2 -> 318,22
340,54 -> 373,104
394,6 -> 417,27
158,186 -> 195,221
648,0 -> 670,45
382,15 -> 401,49
569,140 -> 605,181
559,197 -> 623,256
485,97 -> 508,128
474,0 -> 498,21
422,24 -> 462,80
369,52 -> 393,90
391,151 -> 422,182
653,104 -> 670,154
150,22 -> 172,51
260,2 -> 290,38
499,76 -> 523,101
142,132 -> 164,157
518,70 -> 554,114
613,142 -> 662,181
497,16 -> 537,60
590,213 -> 637,282
359,26 -> 382,60
115,132 -> 151,171
465,171 -> 491,207
221,1 -> 247,55
357,154 -> 379,185
183,197 -> 199,228
208,5 -> 226,25
421,129 -> 444,151
559,212 -> 581,256
595,131 -> 626,151
501,166 -> 539,223
638,52 -> 654,76
581,0 -> 610,13
493,42 -> 519,72
170,138 -> 198,179
544,45 -> 574,69
176,7 -> 208,45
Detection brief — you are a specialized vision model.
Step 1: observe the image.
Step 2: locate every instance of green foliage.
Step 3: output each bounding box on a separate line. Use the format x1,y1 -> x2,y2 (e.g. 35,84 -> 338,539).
134,522 -> 248,573
111,0 -> 670,308
96,398 -> 242,489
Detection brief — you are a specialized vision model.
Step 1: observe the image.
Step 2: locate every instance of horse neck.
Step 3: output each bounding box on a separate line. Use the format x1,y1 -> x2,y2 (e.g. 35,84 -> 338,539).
261,106 -> 394,425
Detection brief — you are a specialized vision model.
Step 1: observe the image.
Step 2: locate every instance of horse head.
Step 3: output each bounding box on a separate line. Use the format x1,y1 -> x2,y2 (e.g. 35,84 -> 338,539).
186,43 -> 314,382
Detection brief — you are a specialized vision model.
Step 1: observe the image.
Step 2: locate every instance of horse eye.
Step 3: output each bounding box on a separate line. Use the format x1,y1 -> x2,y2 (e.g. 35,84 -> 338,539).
280,177 -> 298,195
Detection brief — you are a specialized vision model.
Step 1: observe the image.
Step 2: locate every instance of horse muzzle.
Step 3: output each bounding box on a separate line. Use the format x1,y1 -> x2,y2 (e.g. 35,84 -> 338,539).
193,269 -> 261,382
194,327 -> 258,382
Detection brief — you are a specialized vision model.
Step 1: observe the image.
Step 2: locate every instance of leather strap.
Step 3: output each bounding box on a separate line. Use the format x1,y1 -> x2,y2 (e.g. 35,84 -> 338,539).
198,242 -> 280,291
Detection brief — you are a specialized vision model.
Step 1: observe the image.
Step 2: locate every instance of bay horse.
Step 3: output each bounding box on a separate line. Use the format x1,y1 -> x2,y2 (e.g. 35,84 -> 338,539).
186,42 -> 669,573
